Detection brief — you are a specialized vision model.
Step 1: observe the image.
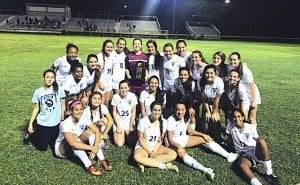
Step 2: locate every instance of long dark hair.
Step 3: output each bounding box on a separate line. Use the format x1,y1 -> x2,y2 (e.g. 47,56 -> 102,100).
146,39 -> 163,70
148,75 -> 164,104
88,91 -> 103,123
150,101 -> 164,140
229,51 -> 243,79
117,37 -> 129,54
43,69 -> 58,94
199,64 -> 217,89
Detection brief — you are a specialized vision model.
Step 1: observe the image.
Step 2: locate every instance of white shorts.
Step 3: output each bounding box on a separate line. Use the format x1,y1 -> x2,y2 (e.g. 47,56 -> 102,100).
242,148 -> 262,165
113,119 -> 133,132
172,135 -> 189,148
54,141 -> 67,158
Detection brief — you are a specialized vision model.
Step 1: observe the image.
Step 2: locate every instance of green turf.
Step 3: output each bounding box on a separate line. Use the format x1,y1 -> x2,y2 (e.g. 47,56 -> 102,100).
0,33 -> 299,185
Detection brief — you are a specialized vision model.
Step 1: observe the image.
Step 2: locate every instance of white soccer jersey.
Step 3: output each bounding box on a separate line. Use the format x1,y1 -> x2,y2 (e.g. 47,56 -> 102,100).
56,116 -> 91,143
111,50 -> 126,89
227,83 -> 250,107
83,66 -> 96,87
163,55 -> 186,90
53,56 -> 81,87
82,104 -> 109,124
167,115 -> 189,138
139,90 -> 166,116
135,116 -> 167,151
148,55 -> 162,87
241,67 -> 261,105
111,92 -> 137,124
62,74 -> 87,96
192,63 -> 207,81
226,122 -> 258,153
97,53 -> 113,91
202,76 -> 224,102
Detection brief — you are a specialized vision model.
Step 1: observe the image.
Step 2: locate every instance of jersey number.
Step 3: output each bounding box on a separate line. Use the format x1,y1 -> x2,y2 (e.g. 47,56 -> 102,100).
149,136 -> 157,142
165,69 -> 170,74
121,110 -> 129,117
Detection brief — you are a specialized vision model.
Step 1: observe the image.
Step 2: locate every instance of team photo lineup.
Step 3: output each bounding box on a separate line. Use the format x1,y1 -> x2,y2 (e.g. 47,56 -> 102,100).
23,37 -> 280,185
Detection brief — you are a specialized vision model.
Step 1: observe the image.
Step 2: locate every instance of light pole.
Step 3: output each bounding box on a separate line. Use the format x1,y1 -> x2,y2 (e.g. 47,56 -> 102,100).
172,0 -> 176,33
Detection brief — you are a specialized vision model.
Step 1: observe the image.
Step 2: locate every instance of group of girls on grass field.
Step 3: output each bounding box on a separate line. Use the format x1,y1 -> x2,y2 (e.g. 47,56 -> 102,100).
24,38 -> 278,184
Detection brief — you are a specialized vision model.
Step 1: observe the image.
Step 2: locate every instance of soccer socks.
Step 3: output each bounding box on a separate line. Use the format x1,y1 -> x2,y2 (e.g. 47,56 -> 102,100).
73,149 -> 92,168
205,141 -> 229,158
250,178 -> 262,185
183,154 -> 209,172
88,134 -> 105,160
263,160 -> 273,175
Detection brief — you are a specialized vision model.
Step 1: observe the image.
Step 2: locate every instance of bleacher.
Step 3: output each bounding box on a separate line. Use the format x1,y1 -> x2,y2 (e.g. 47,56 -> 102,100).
119,20 -> 160,34
186,21 -> 221,40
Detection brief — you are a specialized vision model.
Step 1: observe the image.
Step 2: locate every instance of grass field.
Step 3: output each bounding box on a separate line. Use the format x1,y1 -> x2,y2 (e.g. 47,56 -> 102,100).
0,33 -> 299,185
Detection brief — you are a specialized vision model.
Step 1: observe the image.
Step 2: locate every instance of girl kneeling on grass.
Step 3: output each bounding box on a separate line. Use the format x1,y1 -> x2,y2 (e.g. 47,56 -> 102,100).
111,80 -> 138,147
134,101 -> 178,173
55,100 -> 112,176
166,102 -> 239,181
24,69 -> 65,152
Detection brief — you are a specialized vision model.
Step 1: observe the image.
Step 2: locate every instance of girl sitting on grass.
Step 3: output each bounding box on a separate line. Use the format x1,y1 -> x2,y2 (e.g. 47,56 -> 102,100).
134,101 -> 178,173
166,102 -> 239,181
55,100 -> 112,176
82,91 -> 113,150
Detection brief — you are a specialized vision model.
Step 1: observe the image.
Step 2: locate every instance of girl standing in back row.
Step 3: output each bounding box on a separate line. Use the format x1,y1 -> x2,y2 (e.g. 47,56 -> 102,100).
228,52 -> 261,124
52,43 -> 81,87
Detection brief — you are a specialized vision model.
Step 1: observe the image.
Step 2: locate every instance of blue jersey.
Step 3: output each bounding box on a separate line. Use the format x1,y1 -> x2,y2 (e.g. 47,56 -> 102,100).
32,87 -> 65,127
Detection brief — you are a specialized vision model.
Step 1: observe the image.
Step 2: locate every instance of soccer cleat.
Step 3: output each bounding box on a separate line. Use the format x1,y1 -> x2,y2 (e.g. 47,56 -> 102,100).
23,133 -> 31,145
166,163 -> 179,173
138,163 -> 145,173
99,160 -> 112,171
85,165 -> 102,176
227,152 -> 239,162
204,168 -> 215,181
266,174 -> 279,185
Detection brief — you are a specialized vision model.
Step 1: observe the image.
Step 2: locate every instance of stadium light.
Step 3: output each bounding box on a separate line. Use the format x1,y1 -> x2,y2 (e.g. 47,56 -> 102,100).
172,0 -> 176,33
124,5 -> 127,8
225,0 -> 230,4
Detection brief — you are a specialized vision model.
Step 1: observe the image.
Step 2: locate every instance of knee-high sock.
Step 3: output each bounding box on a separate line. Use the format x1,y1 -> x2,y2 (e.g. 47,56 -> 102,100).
88,134 -> 105,160
263,160 -> 273,175
205,141 -> 229,158
73,149 -> 92,168
183,154 -> 209,172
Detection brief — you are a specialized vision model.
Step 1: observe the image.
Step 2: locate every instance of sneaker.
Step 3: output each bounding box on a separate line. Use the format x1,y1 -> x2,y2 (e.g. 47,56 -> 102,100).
85,165 -> 102,176
166,163 -> 179,173
138,163 -> 145,173
99,160 -> 112,171
204,168 -> 215,181
266,174 -> 279,185
23,133 -> 31,145
227,152 -> 239,162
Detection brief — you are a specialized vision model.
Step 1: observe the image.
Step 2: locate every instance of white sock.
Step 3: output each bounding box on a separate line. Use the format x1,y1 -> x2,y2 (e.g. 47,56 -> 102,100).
263,160 -> 273,175
88,134 -> 96,146
190,123 -> 196,130
183,154 -> 208,172
158,163 -> 167,169
73,149 -> 92,168
250,178 -> 262,185
88,134 -> 105,160
205,141 -> 229,158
